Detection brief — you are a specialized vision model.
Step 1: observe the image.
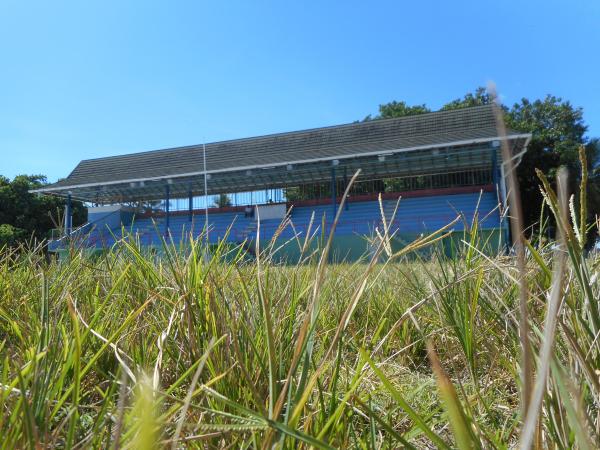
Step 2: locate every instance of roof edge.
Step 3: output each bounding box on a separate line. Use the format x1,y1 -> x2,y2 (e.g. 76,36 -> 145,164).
31,133 -> 531,194
75,104 -> 499,165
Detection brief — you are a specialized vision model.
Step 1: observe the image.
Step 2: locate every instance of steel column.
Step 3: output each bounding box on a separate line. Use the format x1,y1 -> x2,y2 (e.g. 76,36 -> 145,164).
331,166 -> 337,217
165,184 -> 170,235
64,193 -> 72,236
343,166 -> 348,211
188,185 -> 193,222
499,161 -> 511,252
491,149 -> 498,186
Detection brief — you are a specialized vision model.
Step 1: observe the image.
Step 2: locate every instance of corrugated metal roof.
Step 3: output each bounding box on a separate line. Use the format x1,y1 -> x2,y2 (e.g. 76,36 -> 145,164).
33,105 -> 530,201
33,106 -> 531,203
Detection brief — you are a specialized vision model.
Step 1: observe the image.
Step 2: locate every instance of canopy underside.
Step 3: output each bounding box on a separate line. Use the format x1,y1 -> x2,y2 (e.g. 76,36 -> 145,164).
35,139 -> 527,203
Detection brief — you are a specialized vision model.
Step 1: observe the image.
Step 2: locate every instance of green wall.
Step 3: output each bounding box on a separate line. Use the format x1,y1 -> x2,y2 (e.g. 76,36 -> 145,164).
255,227 -> 507,263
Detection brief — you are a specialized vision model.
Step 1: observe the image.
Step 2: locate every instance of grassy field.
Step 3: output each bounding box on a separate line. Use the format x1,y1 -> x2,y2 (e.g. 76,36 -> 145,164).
1,171 -> 600,449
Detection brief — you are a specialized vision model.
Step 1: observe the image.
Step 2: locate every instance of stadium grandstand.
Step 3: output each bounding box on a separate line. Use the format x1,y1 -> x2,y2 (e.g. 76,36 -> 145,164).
32,105 -> 531,261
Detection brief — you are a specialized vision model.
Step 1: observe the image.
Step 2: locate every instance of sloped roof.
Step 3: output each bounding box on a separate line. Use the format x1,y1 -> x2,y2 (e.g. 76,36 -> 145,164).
33,105 -> 530,201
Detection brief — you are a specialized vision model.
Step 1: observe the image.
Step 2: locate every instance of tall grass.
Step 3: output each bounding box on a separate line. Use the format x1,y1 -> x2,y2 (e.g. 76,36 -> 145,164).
1,156 -> 600,448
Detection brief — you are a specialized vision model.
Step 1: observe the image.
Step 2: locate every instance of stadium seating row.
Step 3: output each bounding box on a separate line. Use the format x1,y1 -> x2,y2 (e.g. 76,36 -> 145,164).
62,191 -> 502,250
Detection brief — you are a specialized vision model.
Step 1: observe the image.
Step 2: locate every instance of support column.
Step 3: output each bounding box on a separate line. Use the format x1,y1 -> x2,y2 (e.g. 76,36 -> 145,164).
491,149 -> 498,187
165,184 -> 170,235
492,149 -> 506,251
343,166 -> 348,211
331,166 -> 337,217
64,193 -> 72,236
499,161 -> 511,250
188,185 -> 193,222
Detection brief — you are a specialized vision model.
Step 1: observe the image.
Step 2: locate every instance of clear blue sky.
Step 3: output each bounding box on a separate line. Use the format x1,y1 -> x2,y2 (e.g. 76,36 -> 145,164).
1,0 -> 599,182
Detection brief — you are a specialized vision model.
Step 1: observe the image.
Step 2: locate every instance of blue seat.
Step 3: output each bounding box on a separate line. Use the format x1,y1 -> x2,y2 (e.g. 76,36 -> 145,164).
76,191 -> 502,250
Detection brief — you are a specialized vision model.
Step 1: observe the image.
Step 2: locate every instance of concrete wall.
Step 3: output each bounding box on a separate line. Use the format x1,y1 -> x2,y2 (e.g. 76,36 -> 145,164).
87,205 -> 134,230
256,203 -> 287,220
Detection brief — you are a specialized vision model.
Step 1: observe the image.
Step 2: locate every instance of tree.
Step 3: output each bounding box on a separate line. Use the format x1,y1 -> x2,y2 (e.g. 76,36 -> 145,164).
441,87 -> 493,110
0,224 -> 26,248
363,101 -> 430,121
374,89 -> 598,237
439,90 -> 595,234
0,174 -> 86,247
505,95 -> 590,231
584,138 -> 600,236
213,193 -> 232,208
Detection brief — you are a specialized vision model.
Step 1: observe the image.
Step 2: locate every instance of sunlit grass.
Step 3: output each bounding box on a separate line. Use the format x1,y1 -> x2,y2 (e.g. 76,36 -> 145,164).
1,158 -> 599,449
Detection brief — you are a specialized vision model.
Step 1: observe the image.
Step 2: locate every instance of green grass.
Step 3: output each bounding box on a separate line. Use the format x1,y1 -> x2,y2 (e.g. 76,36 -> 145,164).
1,168 -> 600,449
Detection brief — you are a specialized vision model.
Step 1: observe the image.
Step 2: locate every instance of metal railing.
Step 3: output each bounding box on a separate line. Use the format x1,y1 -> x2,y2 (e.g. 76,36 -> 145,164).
49,209 -> 121,243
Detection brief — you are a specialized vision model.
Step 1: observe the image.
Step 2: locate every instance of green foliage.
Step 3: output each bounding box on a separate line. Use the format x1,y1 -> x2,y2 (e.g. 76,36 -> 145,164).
376,88 -> 599,237
0,224 -> 27,247
506,95 -> 591,231
585,138 -> 600,224
283,185 -> 303,202
0,174 -> 86,246
284,182 -> 333,202
364,101 -> 430,121
441,86 -> 494,110
213,193 -> 232,208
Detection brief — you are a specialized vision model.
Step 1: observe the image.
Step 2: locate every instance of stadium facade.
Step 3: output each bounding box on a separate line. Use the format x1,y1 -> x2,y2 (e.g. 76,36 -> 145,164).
33,105 -> 531,261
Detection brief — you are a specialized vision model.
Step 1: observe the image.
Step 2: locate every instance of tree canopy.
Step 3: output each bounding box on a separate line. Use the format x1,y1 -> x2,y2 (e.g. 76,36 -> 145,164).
363,101 -> 430,121
373,88 -> 598,236
0,175 -> 86,248
441,87 -> 493,111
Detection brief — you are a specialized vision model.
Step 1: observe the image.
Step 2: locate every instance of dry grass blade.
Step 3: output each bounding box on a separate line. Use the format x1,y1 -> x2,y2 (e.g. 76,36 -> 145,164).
488,82 -> 534,419
111,370 -> 129,450
550,359 -> 596,450
427,341 -> 475,450
520,167 -> 568,450
171,336 -> 222,449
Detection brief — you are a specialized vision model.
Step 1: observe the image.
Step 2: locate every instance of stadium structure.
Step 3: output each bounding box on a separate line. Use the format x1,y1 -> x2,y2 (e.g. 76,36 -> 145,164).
33,105 -> 531,261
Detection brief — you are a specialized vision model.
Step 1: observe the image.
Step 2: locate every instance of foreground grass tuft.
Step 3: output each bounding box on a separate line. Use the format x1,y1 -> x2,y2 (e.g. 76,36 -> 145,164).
1,173 -> 600,448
